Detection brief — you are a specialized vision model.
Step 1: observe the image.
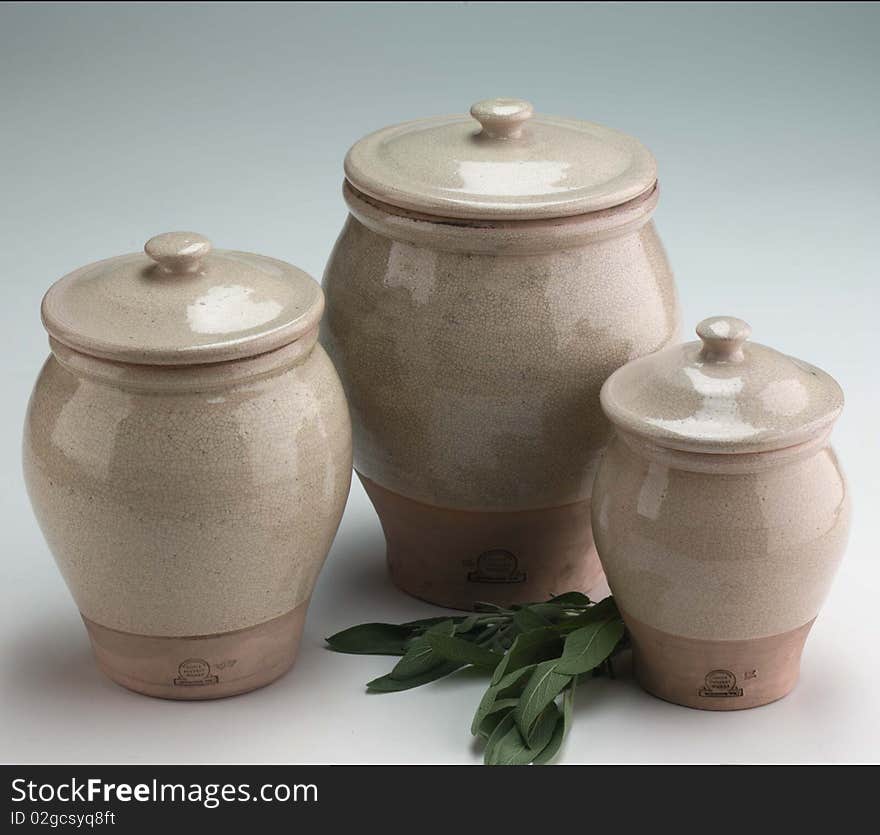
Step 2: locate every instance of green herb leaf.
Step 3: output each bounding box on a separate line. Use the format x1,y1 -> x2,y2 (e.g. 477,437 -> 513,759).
475,700 -> 519,741
425,632 -> 501,670
512,605 -> 552,632
471,665 -> 535,735
490,626 -> 563,686
485,702 -> 559,766
533,678 -> 576,765
326,622 -> 414,656
388,620 -> 456,680
329,591 -> 628,765
555,617 -> 625,676
454,615 -> 481,635
514,659 -> 572,745
366,660 -> 464,692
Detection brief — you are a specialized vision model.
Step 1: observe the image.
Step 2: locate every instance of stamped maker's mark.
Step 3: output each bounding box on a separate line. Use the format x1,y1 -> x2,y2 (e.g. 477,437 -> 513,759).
173,658 -> 219,687
466,549 -> 527,584
698,669 -> 744,698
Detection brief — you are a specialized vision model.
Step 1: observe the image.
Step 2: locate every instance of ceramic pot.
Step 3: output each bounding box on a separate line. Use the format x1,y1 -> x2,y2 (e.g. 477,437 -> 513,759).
593,316 -> 850,709
23,232 -> 352,699
322,98 -> 680,609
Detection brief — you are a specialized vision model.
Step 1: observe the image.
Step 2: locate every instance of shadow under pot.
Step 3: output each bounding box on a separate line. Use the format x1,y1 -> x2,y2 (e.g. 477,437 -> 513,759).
322,98 -> 681,609
592,316 -> 850,709
23,232 -> 352,699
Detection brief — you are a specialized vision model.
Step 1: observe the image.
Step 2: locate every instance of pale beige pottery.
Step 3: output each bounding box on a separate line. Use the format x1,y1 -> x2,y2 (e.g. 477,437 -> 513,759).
24,233 -> 353,698
323,98 -> 680,609
593,316 -> 850,709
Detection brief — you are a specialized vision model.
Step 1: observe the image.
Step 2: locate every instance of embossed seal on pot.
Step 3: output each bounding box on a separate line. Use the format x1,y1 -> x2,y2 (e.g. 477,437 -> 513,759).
324,99 -> 680,609
24,234 -> 353,699
592,316 -> 850,710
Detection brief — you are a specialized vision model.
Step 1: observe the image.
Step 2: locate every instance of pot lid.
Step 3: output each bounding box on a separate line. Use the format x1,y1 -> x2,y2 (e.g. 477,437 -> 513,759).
344,98 -> 657,220
41,232 -> 323,365
600,316 -> 844,454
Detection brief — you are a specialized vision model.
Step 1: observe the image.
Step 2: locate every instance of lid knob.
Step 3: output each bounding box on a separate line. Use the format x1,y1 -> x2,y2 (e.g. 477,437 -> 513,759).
696,316 -> 751,362
145,232 -> 212,275
470,98 -> 534,139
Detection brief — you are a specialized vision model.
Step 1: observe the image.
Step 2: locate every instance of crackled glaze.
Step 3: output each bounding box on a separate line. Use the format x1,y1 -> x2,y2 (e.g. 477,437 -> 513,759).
324,186 -> 678,511
601,315 -> 844,454
42,231 -> 323,365
344,98 -> 658,220
323,100 -> 679,608
592,317 -> 850,708
593,429 -> 850,640
23,234 -> 352,697
24,335 -> 351,635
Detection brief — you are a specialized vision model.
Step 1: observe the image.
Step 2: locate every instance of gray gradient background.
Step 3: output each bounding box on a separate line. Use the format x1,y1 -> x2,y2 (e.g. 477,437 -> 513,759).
1,2 -> 877,763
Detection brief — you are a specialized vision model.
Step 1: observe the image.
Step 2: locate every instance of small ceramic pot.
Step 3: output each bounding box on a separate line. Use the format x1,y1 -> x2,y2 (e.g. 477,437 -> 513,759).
322,98 -> 680,609
23,232 -> 352,699
592,316 -> 850,709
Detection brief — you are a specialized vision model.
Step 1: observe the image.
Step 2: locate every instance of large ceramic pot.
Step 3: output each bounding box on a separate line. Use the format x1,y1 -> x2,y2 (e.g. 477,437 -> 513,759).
322,98 -> 680,609
593,316 -> 850,709
23,232 -> 352,699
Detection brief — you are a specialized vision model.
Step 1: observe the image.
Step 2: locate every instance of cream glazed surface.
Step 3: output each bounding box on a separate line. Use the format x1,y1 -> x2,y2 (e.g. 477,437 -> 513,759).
593,430 -> 850,640
24,335 -> 352,636
592,316 -> 850,708
323,184 -> 679,512
23,233 -> 353,697
323,98 -> 680,608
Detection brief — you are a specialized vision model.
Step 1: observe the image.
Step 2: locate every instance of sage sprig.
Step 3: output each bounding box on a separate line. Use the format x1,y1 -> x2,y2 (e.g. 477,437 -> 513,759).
326,592 -> 628,764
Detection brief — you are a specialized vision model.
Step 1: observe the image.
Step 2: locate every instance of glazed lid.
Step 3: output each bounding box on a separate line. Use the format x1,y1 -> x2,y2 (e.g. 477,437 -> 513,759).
344,97 -> 657,220
600,316 -> 844,454
41,232 -> 323,365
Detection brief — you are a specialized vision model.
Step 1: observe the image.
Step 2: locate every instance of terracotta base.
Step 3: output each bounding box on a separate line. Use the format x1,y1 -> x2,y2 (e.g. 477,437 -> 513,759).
624,611 -> 815,710
359,474 -> 605,610
82,602 -> 309,700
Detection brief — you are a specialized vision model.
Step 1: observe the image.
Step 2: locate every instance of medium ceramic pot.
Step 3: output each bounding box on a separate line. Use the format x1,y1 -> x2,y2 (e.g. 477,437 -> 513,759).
23,232 -> 352,699
322,98 -> 680,609
592,316 -> 850,709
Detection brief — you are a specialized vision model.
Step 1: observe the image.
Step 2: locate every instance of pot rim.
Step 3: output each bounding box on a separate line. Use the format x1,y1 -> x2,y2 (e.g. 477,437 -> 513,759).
342,180 -> 660,254
611,424 -> 837,474
46,331 -> 320,393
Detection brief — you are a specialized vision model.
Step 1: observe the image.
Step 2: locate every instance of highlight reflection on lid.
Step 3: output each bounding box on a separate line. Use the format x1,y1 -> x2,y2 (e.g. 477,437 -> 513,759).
600,316 -> 844,454
344,98 -> 658,221
41,232 -> 323,366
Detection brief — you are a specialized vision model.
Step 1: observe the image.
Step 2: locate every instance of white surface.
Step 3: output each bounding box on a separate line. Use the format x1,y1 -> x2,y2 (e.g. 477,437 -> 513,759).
1,2 -> 878,764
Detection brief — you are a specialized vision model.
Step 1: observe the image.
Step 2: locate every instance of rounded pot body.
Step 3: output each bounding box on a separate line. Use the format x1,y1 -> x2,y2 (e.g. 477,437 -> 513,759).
592,429 -> 850,709
23,333 -> 352,698
322,184 -> 679,608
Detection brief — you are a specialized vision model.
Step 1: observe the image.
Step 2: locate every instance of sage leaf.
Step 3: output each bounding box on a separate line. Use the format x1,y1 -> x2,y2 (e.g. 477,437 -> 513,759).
555,618 -> 625,676
426,632 -> 502,671
329,590 -> 626,765
388,620 -> 457,680
325,622 -> 413,656
454,615 -> 481,635
533,678 -> 576,765
471,664 -> 535,736
486,702 -> 559,766
512,606 -> 551,632
476,700 -> 519,741
514,659 -> 572,745
367,660 -> 464,692
490,627 -> 563,686
483,710 -> 518,765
